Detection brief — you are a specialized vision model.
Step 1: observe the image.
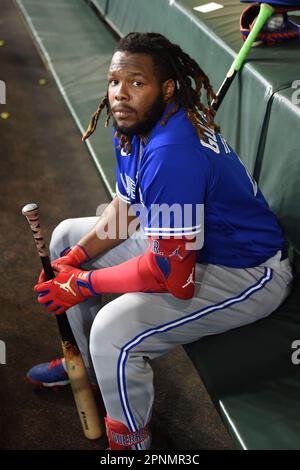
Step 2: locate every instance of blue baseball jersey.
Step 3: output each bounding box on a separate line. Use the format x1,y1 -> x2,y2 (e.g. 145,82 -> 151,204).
114,105 -> 285,268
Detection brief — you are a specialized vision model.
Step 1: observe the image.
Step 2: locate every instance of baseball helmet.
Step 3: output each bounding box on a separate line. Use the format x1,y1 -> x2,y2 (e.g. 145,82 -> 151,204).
240,3 -> 300,45
240,0 -> 300,12
240,0 -> 300,7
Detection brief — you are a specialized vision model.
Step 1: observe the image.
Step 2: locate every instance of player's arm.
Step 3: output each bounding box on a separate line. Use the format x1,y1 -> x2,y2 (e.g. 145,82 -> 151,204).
88,235 -> 196,299
41,196 -> 138,277
78,195 -> 138,259
34,236 -> 196,314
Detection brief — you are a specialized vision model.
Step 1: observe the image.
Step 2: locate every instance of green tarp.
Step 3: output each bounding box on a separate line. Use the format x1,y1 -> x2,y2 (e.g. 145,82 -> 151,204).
258,87 -> 300,252
90,0 -> 107,15
16,0 -> 117,195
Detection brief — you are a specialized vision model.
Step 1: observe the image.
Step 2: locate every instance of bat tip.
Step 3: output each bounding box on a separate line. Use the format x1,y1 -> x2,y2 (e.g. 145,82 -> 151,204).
22,202 -> 39,215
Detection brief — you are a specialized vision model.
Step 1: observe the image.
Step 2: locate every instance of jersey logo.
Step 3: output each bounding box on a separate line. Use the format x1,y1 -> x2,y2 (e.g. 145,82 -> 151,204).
200,125 -> 220,154
182,267 -> 195,288
54,274 -> 76,296
120,147 -> 131,157
120,173 -> 136,199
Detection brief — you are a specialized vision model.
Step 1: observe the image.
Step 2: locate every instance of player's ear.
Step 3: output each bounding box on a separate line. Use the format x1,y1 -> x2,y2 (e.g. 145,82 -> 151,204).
162,79 -> 176,102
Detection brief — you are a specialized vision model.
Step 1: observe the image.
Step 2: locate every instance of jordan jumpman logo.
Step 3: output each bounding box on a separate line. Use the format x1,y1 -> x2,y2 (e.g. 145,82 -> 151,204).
182,267 -> 195,288
54,274 -> 77,296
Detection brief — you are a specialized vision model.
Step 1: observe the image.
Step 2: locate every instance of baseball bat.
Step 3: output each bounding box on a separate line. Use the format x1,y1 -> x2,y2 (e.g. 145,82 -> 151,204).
211,3 -> 274,111
22,202 -> 103,440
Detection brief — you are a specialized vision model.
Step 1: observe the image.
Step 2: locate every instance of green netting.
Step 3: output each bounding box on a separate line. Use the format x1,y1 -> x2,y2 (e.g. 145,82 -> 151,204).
17,0 -> 117,195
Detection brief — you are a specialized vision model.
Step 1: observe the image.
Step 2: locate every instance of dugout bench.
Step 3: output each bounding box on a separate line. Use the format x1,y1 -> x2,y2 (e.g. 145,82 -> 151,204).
17,0 -> 300,449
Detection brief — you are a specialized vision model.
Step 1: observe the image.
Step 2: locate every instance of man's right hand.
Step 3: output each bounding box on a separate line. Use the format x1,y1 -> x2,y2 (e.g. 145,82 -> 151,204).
37,245 -> 90,284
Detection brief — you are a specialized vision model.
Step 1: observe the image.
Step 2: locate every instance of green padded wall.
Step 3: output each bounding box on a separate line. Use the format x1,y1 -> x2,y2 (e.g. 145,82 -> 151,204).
17,0 -> 117,195
89,0 -> 108,15
258,88 -> 300,253
105,0 -> 170,36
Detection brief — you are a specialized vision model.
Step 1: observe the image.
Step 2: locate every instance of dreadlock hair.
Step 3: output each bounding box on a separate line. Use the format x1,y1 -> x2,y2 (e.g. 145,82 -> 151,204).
82,32 -> 220,153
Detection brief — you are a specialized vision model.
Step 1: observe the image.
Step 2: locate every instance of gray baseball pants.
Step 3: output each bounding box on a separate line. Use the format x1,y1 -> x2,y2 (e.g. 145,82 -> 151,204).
49,217 -> 293,450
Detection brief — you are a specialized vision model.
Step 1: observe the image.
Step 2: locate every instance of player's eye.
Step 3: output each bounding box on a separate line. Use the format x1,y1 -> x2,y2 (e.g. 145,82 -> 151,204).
132,81 -> 143,88
108,79 -> 119,86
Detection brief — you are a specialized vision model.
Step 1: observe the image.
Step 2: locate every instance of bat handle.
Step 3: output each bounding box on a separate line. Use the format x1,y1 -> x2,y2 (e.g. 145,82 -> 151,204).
211,3 -> 274,111
22,203 -> 55,281
231,3 -> 274,73
22,202 -> 76,343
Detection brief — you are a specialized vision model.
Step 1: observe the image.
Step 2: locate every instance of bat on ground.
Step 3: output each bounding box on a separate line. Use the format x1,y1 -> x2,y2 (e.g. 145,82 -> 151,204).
211,3 -> 274,111
22,202 -> 103,440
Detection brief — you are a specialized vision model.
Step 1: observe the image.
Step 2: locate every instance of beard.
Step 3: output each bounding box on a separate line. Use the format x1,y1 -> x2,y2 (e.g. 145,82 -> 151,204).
111,91 -> 166,138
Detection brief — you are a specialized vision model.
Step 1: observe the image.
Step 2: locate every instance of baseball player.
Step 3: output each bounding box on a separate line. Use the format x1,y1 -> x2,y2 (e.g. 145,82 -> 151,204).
27,32 -> 293,450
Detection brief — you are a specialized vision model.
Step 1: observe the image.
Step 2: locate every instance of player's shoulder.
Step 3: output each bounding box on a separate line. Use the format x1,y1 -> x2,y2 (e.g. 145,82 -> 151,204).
141,113 -> 211,178
146,107 -> 199,152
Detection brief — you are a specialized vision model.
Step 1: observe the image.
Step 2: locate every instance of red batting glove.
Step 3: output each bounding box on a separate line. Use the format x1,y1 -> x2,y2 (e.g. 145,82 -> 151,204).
38,245 -> 90,284
34,262 -> 97,315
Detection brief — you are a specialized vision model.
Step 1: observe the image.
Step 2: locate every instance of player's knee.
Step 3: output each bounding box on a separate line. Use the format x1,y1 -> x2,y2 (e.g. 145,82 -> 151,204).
49,218 -> 74,259
89,302 -> 127,358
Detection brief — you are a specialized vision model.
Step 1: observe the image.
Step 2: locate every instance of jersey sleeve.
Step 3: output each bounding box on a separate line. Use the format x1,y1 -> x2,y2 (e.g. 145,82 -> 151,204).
139,144 -> 209,238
